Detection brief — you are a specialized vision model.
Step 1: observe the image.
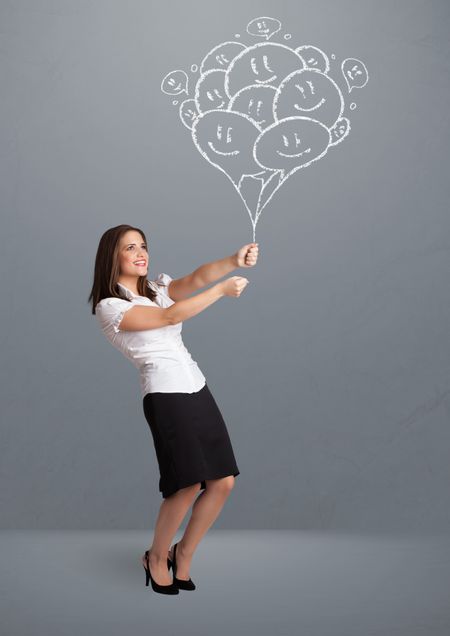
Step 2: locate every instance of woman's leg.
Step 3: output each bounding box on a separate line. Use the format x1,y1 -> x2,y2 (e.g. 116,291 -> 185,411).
142,483 -> 201,585
169,475 -> 235,580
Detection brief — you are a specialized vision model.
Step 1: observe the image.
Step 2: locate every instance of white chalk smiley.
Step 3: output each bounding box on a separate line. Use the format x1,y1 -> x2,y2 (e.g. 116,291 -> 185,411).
208,124 -> 241,156
293,81 -> 326,112
225,42 -> 305,98
276,132 -> 312,158
195,69 -> 228,114
274,69 -> 344,128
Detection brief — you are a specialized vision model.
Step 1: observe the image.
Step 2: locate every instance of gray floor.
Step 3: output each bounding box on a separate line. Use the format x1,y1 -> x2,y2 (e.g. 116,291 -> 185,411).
1,530 -> 450,636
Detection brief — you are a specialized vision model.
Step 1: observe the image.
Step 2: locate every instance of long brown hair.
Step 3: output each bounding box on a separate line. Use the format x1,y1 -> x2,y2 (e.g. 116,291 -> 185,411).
88,224 -> 158,314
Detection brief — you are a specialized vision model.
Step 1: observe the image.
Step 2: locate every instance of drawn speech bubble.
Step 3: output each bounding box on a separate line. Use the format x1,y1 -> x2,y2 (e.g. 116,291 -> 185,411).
247,16 -> 281,41
341,58 -> 369,92
161,70 -> 189,96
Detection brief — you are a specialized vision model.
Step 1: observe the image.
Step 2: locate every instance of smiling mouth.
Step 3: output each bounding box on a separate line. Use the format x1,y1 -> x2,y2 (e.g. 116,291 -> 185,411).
276,147 -> 312,158
208,142 -> 240,156
294,97 -> 326,112
254,74 -> 277,84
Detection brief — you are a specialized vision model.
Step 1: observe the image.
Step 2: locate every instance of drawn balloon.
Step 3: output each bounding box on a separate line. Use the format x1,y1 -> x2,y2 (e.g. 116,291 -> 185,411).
160,16 -> 370,240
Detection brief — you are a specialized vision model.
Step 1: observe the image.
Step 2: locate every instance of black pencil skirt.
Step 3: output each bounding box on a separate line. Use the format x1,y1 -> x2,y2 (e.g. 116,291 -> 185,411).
142,382 -> 240,499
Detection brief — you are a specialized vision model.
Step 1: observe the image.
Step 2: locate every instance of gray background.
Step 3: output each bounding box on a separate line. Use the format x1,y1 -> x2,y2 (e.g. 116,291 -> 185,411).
1,0 -> 450,532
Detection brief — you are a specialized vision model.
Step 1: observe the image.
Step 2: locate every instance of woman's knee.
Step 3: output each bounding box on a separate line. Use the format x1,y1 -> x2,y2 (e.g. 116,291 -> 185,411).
171,482 -> 202,499
205,475 -> 236,494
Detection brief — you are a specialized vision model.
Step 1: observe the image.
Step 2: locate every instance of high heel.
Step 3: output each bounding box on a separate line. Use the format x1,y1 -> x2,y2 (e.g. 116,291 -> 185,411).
143,550 -> 179,595
168,542 -> 196,590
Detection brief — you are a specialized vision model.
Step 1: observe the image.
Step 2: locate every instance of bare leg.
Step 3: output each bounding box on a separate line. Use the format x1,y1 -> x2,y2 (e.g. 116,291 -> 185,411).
169,476 -> 235,580
141,483 -> 201,585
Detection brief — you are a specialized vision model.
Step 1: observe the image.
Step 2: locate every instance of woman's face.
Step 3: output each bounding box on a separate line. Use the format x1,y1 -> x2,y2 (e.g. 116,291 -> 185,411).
118,230 -> 148,277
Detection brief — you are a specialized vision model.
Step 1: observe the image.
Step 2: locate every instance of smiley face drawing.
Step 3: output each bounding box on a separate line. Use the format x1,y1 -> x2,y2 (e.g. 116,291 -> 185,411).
179,99 -> 200,130
200,41 -> 247,74
194,69 -> 228,114
225,42 -> 305,99
227,85 -> 277,129
273,68 -> 344,129
254,116 -> 331,175
161,69 -> 189,96
329,117 -> 351,147
192,110 -> 265,186
295,45 -> 330,74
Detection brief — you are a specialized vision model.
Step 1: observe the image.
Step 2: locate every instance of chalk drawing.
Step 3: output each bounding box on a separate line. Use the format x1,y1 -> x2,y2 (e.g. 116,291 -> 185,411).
194,69 -> 228,113
179,99 -> 200,130
161,16 -> 370,241
329,117 -> 351,146
200,42 -> 246,75
341,58 -> 369,92
247,17 -> 281,41
161,70 -> 189,96
295,45 -> 330,74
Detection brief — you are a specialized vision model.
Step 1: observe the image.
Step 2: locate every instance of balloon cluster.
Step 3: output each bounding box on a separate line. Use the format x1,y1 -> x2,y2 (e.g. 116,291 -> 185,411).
161,17 -> 369,241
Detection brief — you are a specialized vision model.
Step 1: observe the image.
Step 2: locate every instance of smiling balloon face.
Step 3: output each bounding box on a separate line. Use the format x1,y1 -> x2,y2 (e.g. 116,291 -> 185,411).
179,99 -> 200,130
225,43 -> 305,99
200,41 -> 247,74
329,117 -> 350,146
295,45 -> 330,74
228,85 -> 277,129
192,110 -> 265,185
254,116 -> 331,174
274,69 -> 344,129
194,69 -> 228,114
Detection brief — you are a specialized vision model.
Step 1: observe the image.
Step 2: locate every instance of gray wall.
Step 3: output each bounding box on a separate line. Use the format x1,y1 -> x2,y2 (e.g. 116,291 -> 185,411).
2,0 -> 450,532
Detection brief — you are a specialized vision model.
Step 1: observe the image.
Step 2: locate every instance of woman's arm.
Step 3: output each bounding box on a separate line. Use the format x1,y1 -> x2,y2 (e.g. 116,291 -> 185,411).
169,243 -> 259,301
116,277 -> 249,332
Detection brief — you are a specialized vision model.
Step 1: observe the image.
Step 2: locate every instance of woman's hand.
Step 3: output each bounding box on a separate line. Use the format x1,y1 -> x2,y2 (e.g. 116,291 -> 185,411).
218,276 -> 249,297
234,243 -> 259,268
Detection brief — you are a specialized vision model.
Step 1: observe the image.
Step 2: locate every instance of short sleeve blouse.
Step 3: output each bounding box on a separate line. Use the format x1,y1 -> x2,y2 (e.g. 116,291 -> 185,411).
95,273 -> 206,396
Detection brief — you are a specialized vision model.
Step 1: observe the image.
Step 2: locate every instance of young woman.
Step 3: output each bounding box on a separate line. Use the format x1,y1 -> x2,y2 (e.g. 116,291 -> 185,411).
89,224 -> 258,595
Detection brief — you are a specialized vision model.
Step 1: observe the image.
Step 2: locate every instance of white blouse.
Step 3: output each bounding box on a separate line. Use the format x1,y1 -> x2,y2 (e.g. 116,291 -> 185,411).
95,272 -> 206,397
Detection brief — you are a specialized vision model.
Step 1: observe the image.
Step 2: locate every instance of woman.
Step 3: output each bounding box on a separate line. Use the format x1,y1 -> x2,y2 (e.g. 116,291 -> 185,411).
89,224 -> 258,595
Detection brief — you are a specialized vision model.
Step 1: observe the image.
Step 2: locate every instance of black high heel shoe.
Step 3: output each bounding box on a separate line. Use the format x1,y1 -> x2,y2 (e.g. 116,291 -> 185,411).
168,542 -> 196,590
143,550 -> 179,594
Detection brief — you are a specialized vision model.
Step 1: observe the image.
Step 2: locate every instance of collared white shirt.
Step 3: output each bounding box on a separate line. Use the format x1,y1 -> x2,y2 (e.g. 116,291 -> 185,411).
95,272 -> 206,397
